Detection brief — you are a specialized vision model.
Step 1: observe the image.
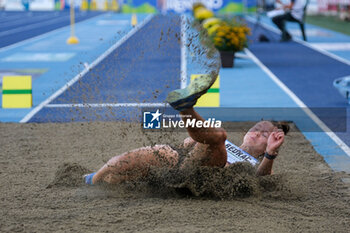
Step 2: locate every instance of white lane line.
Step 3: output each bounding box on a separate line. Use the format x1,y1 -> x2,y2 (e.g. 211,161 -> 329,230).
180,14 -> 187,89
0,12 -> 41,24
245,48 -> 350,158
0,12 -> 90,37
0,12 -> 61,28
235,52 -> 251,59
46,103 -> 169,108
310,43 -> 350,51
0,17 -> 66,37
20,14 -> 154,123
245,16 -> 350,66
0,13 -> 106,52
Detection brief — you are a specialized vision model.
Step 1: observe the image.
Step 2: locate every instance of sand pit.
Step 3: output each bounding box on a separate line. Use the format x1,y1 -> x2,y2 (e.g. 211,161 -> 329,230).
1,121 -> 350,232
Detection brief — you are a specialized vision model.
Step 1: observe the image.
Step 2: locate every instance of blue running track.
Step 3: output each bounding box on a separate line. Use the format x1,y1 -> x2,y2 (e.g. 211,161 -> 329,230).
1,13 -> 350,172
28,14 -> 181,122
0,11 -> 102,48
247,20 -> 350,147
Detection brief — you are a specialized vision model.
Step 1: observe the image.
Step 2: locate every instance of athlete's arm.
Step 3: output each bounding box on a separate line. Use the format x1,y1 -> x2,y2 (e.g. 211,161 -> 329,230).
256,157 -> 274,176
256,131 -> 285,176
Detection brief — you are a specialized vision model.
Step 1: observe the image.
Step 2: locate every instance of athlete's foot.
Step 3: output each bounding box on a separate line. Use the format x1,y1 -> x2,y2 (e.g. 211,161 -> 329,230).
83,172 -> 96,185
166,74 -> 216,111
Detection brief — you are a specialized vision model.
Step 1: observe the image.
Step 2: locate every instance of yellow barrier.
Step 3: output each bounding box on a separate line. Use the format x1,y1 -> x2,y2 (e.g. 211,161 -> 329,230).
81,0 -> 88,11
131,13 -> 137,27
191,74 -> 220,107
102,0 -> 119,11
104,0 -> 109,11
67,0 -> 79,44
2,76 -> 32,108
90,0 -> 97,10
111,0 -> 119,11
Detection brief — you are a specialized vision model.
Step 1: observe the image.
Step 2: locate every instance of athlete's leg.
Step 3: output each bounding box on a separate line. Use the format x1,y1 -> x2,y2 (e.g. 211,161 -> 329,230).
180,107 -> 227,168
91,145 -> 178,184
166,75 -> 227,167
181,108 -> 226,145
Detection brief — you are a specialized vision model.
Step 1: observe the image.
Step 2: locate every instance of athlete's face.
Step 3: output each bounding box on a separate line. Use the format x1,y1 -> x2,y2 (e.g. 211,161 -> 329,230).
243,121 -> 276,155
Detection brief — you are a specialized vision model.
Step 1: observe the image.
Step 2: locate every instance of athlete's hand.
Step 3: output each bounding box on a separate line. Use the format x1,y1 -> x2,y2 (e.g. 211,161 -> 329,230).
266,131 -> 285,155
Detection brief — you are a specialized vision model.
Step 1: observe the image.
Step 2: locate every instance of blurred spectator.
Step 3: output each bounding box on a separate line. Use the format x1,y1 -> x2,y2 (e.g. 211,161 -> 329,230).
271,0 -> 307,41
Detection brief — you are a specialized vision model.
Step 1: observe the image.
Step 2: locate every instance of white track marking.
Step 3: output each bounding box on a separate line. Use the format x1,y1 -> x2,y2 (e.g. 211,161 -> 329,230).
0,13 -> 106,52
235,52 -> 251,59
20,14 -> 154,123
0,14 -> 72,37
245,48 -> 350,158
45,103 -> 169,108
180,14 -> 187,89
246,16 -> 350,66
310,43 -> 350,51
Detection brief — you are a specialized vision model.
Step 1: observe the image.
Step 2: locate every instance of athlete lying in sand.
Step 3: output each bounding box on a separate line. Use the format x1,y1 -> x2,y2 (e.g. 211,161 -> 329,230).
84,75 -> 289,185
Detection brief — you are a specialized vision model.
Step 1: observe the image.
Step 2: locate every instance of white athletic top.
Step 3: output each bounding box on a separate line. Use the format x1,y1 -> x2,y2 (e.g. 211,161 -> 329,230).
291,0 -> 306,22
225,140 -> 258,166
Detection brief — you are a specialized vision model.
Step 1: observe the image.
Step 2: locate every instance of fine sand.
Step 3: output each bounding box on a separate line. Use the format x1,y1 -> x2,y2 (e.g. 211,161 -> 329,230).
0,121 -> 350,232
